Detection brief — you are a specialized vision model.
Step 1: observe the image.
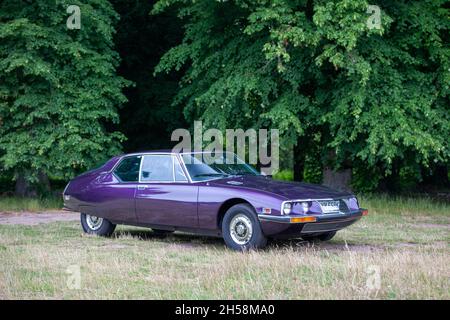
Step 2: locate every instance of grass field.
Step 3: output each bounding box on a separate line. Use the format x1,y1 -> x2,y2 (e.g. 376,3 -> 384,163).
0,196 -> 62,212
0,195 -> 448,299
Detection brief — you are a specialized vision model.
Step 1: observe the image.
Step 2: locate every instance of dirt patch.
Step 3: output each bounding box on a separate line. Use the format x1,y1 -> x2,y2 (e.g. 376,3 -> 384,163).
394,241 -> 448,249
100,243 -> 131,250
318,243 -> 385,253
0,211 -> 79,225
392,242 -> 421,248
270,238 -> 448,252
270,239 -> 386,252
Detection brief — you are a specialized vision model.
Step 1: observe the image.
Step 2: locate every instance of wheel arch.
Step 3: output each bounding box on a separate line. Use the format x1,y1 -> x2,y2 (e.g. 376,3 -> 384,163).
217,198 -> 254,229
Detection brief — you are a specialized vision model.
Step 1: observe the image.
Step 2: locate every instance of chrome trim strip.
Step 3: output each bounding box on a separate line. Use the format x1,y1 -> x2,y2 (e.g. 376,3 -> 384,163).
111,152 -> 230,184
62,181 -> 71,196
110,151 -> 259,184
138,155 -> 144,182
172,155 -> 175,181
177,153 -> 193,183
109,152 -> 177,173
258,214 -> 292,223
174,155 -> 189,182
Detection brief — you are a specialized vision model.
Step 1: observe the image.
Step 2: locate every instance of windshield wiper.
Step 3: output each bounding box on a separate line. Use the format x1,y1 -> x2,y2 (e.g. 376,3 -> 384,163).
230,172 -> 255,176
193,173 -> 229,178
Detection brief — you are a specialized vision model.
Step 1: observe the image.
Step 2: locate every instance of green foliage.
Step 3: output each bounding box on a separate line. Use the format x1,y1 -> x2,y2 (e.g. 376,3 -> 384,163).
153,0 -> 449,186
303,154 -> 323,184
351,165 -> 382,193
272,169 -> 294,181
0,196 -> 62,211
0,0 -> 131,182
0,0 -> 447,194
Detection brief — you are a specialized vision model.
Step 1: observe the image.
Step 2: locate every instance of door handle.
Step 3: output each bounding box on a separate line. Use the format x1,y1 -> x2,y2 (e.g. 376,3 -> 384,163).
137,185 -> 149,190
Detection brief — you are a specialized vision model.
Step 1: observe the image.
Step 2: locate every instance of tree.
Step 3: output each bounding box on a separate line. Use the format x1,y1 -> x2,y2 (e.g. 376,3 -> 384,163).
153,0 -> 449,191
110,0 -> 186,152
0,0 -> 130,195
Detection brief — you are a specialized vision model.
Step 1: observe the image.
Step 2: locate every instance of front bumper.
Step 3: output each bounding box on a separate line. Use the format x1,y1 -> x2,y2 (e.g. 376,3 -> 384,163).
258,208 -> 367,236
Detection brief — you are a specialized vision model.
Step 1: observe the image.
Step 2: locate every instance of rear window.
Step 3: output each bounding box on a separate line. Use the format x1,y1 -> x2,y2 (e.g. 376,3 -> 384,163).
113,156 -> 142,182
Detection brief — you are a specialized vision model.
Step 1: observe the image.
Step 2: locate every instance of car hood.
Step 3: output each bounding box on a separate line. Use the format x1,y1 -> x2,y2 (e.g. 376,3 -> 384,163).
209,175 -> 353,200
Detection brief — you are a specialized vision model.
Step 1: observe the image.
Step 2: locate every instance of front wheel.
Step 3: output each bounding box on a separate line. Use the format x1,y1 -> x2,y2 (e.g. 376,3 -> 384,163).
222,204 -> 267,251
81,213 -> 116,236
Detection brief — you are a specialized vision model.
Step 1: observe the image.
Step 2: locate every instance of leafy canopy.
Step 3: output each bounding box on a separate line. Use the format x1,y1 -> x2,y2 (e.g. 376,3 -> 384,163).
0,0 -> 131,181
153,0 -> 449,173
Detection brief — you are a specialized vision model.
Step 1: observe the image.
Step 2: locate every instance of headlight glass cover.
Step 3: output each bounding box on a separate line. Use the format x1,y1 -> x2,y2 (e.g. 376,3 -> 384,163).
344,197 -> 359,210
282,202 -> 292,215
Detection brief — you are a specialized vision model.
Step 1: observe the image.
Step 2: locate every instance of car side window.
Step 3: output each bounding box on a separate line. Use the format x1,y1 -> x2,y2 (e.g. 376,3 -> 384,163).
174,157 -> 188,182
141,155 -> 174,182
113,156 -> 142,182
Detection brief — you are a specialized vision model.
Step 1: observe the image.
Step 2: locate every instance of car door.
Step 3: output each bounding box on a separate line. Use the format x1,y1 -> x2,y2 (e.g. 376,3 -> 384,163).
135,154 -> 198,228
93,155 -> 142,223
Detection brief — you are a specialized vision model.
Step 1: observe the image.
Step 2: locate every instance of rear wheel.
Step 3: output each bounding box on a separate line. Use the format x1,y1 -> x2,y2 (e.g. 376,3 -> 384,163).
222,204 -> 267,251
81,213 -> 116,236
302,231 -> 337,242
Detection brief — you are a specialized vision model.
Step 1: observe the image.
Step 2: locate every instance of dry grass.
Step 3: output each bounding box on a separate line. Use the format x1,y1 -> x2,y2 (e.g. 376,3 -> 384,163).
0,196 -> 448,299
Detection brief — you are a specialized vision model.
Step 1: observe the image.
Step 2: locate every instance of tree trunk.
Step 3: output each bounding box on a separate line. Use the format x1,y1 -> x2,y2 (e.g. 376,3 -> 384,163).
15,172 -> 31,197
321,148 -> 352,192
38,170 -> 51,195
322,167 -> 352,192
433,164 -> 449,187
421,164 -> 449,188
379,161 -> 400,192
14,170 -> 49,197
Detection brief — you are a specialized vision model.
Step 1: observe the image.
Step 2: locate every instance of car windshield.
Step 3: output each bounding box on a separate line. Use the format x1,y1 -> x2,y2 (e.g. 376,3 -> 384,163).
181,152 -> 260,181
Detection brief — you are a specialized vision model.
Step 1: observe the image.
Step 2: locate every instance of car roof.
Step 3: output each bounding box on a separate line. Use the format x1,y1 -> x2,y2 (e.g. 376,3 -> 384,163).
119,150 -> 236,157
118,150 -> 222,157
118,150 -> 176,157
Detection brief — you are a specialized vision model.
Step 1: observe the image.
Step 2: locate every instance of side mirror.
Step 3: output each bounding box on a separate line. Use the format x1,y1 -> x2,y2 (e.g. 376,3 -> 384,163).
142,171 -> 151,179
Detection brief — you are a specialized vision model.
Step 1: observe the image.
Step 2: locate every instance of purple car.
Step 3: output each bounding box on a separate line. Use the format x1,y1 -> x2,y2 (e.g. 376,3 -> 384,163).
63,151 -> 367,250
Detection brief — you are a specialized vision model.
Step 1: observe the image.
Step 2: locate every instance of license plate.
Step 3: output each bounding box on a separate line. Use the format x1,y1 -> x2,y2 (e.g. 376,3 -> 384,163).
319,200 -> 340,214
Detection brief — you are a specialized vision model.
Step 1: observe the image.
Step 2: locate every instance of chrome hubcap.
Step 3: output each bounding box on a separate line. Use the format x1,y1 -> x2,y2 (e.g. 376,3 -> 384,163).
86,215 -> 103,231
229,214 -> 253,245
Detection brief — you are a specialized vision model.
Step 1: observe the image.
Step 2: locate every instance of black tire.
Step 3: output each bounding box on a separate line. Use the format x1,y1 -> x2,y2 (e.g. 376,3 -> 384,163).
221,204 -> 267,251
80,213 -> 116,236
152,229 -> 174,235
302,231 -> 337,242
